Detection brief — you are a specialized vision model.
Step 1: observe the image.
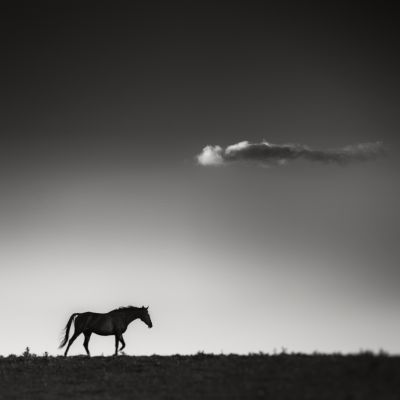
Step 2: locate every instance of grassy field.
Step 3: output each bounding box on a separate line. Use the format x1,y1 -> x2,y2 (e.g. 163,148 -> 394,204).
0,352 -> 399,399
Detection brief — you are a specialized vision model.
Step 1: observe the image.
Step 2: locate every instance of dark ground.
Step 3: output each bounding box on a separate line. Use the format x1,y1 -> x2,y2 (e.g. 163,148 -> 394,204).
0,353 -> 399,399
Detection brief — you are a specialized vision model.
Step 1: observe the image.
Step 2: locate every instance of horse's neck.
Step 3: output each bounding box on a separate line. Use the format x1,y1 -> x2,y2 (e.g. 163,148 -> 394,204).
123,311 -> 140,325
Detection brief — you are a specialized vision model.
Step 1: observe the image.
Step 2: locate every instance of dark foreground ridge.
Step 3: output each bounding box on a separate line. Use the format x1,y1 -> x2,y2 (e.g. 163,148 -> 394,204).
1,353 -> 399,399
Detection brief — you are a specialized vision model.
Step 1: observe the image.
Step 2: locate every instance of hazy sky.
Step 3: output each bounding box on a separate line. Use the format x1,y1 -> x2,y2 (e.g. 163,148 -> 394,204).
1,3 -> 399,356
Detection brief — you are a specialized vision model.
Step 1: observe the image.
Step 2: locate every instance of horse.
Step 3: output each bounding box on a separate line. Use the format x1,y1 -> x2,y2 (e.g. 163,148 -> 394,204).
59,306 -> 153,356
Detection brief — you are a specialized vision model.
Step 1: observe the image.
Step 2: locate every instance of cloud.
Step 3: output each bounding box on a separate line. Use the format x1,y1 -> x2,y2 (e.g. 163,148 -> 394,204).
196,145 -> 224,166
196,141 -> 385,167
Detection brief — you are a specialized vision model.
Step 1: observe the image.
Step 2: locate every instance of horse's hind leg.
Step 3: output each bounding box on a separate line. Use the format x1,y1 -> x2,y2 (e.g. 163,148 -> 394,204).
83,332 -> 92,357
64,331 -> 80,356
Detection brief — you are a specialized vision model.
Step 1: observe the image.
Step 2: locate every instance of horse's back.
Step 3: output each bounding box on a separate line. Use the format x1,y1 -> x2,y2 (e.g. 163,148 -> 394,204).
75,312 -> 102,331
76,312 -> 101,321
75,311 -> 117,335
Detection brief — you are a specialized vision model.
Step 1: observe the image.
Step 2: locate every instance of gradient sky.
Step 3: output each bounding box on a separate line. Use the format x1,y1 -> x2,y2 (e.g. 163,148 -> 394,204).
1,3 -> 399,356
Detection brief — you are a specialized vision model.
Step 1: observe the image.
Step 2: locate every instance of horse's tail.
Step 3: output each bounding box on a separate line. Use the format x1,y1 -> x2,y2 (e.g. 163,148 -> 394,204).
59,313 -> 79,349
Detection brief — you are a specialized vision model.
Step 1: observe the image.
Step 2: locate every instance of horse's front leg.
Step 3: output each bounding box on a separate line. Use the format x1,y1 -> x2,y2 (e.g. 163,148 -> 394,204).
114,334 -> 119,356
118,334 -> 126,352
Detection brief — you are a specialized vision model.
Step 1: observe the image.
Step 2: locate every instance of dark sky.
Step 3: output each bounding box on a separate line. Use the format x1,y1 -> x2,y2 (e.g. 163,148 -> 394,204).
1,3 -> 399,355
1,3 -> 399,169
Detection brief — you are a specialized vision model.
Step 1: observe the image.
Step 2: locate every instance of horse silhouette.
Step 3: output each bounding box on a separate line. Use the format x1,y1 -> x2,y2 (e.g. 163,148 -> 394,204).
59,306 -> 153,356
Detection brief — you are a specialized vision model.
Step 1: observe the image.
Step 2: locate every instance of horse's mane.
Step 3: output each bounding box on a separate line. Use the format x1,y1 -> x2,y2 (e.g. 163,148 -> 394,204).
111,305 -> 142,313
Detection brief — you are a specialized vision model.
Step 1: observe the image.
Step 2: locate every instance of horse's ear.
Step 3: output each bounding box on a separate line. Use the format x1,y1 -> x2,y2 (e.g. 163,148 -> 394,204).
146,306 -> 149,310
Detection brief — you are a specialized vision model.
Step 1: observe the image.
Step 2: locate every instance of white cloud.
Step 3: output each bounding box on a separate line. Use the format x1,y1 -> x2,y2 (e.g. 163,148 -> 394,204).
225,141 -> 250,154
196,145 -> 224,166
196,140 -> 385,167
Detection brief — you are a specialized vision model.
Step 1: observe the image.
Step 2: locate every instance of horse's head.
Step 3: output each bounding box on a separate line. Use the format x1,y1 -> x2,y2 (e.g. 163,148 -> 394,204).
140,306 -> 153,328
